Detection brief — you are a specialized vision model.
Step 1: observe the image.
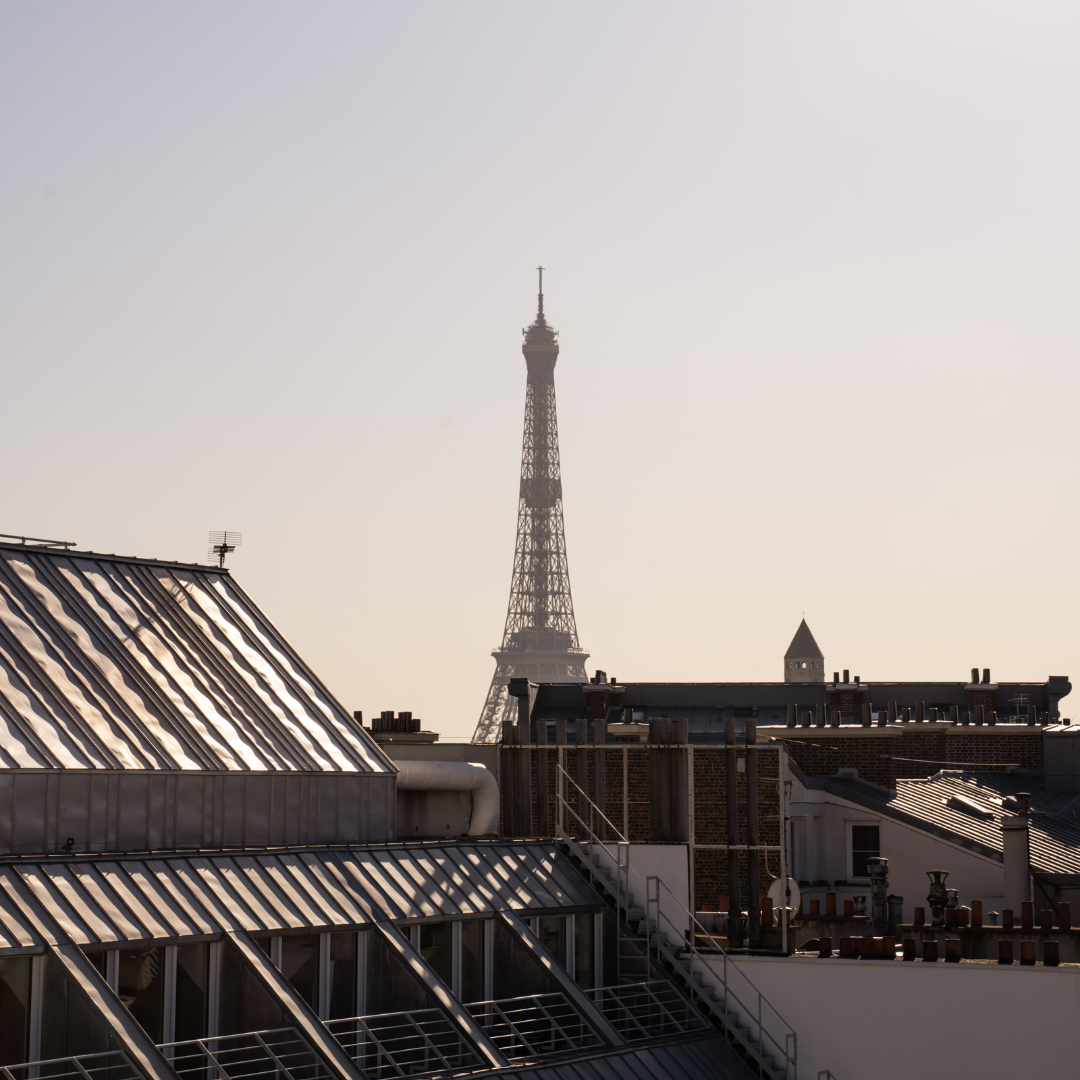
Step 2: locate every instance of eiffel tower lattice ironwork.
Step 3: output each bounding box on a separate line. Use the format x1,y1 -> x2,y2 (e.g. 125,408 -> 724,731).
471,270 -> 589,743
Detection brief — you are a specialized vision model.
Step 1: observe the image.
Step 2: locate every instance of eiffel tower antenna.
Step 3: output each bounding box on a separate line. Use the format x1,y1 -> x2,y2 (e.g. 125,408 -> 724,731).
472,271 -> 589,743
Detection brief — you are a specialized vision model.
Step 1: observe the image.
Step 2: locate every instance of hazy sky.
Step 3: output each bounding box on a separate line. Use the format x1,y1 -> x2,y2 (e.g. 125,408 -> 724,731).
3,2 -> 1079,737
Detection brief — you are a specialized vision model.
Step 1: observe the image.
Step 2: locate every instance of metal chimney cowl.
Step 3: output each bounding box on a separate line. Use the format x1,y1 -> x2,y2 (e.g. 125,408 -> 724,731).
926,870 -> 949,927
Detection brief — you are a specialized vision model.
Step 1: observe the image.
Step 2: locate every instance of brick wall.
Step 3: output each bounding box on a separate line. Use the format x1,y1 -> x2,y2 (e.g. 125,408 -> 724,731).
504,740 -> 781,912
777,727 -> 1043,789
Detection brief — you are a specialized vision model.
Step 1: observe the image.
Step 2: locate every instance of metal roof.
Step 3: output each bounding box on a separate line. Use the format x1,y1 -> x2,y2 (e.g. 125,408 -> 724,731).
481,1035 -> 754,1080
823,770 -> 1080,875
0,842 -> 604,947
0,544 -> 391,773
532,679 -> 1066,717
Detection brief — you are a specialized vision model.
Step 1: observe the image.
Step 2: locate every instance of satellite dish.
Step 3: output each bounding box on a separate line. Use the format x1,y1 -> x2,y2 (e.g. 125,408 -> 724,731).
767,876 -> 801,912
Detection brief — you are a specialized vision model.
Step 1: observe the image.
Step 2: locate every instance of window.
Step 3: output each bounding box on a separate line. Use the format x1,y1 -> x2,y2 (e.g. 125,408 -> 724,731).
0,957 -> 30,1065
175,943 -> 210,1041
280,936 -> 319,1007
538,917 -> 567,967
327,933 -> 358,1020
850,825 -> 880,879
459,921 -> 486,1004
117,947 -> 166,1043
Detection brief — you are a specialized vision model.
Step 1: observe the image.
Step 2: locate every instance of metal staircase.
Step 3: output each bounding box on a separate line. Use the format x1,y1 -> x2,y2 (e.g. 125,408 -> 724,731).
555,764 -> 799,1080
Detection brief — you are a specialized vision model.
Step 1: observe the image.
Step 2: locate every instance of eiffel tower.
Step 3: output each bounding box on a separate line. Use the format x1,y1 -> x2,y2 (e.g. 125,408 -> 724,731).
471,270 -> 589,743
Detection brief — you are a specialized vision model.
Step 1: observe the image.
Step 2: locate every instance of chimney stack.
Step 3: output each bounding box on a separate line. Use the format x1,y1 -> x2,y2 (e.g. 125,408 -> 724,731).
1002,793 -> 1032,913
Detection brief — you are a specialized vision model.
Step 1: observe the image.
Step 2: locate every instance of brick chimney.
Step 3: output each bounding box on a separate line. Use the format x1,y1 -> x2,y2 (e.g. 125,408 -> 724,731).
965,667 -> 997,711
582,669 -> 625,721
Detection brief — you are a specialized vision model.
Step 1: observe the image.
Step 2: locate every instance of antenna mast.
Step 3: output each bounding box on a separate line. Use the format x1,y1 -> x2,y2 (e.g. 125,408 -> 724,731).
208,530 -> 242,568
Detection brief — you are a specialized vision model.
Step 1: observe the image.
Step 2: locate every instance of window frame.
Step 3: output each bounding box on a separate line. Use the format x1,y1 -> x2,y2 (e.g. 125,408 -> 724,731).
846,820 -> 881,882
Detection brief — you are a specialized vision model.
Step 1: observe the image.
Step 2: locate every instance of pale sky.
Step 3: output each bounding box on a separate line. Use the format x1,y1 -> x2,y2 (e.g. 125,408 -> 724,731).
3,2 -> 1079,738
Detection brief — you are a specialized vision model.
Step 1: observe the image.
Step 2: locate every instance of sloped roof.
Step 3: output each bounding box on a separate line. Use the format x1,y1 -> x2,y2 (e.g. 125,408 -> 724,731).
784,619 -> 823,660
0,543 -> 391,772
821,770 -> 1080,876
0,842 -> 604,946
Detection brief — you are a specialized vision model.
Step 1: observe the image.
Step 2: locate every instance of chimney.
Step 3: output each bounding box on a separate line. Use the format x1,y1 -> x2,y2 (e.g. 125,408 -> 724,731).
971,668 -> 979,684
1002,793 -> 1032,913
843,670 -> 850,684
982,668 -> 991,684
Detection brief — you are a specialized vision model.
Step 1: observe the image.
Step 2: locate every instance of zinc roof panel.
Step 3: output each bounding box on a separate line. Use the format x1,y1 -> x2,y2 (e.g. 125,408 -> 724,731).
0,545 -> 393,774
63,865 -> 152,942
16,865 -> 109,945
139,860 -> 217,936
198,858 -> 295,931
249,856 -> 332,928
269,854 -> 356,927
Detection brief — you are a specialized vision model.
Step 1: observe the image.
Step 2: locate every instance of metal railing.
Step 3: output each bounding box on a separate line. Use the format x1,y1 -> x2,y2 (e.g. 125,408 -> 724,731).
590,980 -> 708,1041
325,1009 -> 484,1077
554,760 -> 799,1079
0,1052 -> 141,1080
464,993 -> 605,1060
554,763 -> 648,981
646,874 -> 797,1079
161,1027 -> 328,1080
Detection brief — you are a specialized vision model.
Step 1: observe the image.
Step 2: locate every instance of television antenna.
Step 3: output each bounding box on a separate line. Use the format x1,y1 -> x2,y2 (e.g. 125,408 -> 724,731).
208,530 -> 242,568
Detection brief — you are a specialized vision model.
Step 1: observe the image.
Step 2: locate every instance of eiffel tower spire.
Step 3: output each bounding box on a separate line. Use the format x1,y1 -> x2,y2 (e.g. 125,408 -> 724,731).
472,272 -> 589,743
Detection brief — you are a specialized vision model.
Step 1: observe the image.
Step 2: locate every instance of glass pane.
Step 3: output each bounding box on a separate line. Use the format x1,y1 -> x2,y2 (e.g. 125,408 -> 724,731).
82,951 -> 108,980
366,931 -> 427,1015
492,919 -> 551,1000
0,957 -> 30,1066
118,947 -> 165,1043
460,921 -> 485,1003
280,936 -> 319,1007
573,914 -> 595,990
852,825 -> 880,878
418,923 -> 450,985
539,917 -> 567,967
40,954 -> 111,1060
217,939 -> 286,1036
175,943 -> 209,1042
328,933 -> 357,1020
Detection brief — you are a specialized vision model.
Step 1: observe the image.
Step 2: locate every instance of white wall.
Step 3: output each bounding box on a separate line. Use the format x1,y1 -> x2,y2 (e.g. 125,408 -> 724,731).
709,955 -> 1080,1080
588,842 -> 690,935
788,775 -> 1005,921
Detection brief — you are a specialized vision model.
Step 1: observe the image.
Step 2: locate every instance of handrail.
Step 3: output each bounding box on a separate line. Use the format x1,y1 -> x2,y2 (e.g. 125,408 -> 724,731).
555,759 -> 799,1078
557,762 -> 628,844
646,873 -> 797,1078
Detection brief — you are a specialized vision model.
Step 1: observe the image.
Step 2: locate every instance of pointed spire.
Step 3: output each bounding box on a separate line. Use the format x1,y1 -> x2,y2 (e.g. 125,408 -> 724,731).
537,265 -> 544,318
784,618 -> 824,660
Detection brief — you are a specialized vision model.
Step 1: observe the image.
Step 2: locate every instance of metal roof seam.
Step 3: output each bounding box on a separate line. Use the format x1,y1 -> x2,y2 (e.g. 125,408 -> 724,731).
36,558 -> 221,771
9,558 -> 178,771
186,576 -> 364,769
216,576 -> 393,773
0,582 -> 124,768
126,566 -> 309,771
0,677 -> 57,768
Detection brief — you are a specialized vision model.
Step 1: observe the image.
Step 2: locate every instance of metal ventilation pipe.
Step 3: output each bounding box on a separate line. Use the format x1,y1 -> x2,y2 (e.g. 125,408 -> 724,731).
1003,794 -> 1032,912
725,718 -> 742,947
395,761 -> 500,836
746,719 -> 760,940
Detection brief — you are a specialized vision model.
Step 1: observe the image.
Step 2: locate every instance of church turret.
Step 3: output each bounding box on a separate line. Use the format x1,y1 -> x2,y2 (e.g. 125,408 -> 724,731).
784,618 -> 824,683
